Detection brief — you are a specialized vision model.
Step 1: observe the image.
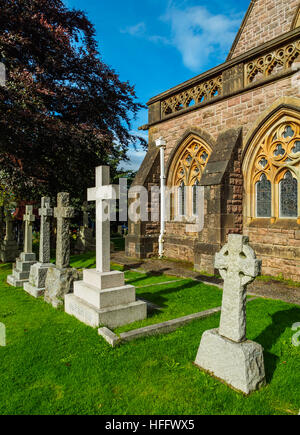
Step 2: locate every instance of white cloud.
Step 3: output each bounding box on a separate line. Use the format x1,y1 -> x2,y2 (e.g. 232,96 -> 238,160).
119,149 -> 146,172
121,22 -> 146,37
163,5 -> 241,71
121,4 -> 241,72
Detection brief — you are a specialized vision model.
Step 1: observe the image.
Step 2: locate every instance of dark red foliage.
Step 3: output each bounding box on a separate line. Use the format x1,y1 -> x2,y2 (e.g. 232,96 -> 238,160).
0,0 -> 145,201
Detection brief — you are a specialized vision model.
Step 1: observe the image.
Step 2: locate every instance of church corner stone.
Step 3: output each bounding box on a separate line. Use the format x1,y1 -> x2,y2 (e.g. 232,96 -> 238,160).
194,234 -> 266,395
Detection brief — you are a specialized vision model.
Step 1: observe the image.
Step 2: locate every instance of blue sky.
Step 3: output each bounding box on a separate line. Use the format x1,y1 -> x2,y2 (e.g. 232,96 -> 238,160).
67,0 -> 250,171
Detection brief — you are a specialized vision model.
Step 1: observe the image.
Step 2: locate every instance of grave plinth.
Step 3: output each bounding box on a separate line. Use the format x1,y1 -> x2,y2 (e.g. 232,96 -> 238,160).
24,197 -> 55,297
195,235 -> 266,395
44,192 -> 79,308
7,206 -> 36,287
65,166 -> 147,328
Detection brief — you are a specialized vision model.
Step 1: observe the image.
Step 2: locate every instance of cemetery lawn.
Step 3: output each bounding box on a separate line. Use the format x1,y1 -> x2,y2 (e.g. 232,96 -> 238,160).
0,255 -> 299,415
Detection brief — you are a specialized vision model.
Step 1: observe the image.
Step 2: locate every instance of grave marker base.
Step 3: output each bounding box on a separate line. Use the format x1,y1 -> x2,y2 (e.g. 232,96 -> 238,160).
6,252 -> 36,287
195,328 -> 266,395
23,262 -> 55,298
65,269 -> 147,328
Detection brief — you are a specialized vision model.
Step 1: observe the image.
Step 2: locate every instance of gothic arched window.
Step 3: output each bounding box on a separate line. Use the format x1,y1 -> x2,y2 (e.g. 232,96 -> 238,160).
245,118 -> 300,223
168,135 -> 212,220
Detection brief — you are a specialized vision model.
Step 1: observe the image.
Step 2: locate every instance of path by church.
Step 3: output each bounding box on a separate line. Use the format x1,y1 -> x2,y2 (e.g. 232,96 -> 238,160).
111,252 -> 300,306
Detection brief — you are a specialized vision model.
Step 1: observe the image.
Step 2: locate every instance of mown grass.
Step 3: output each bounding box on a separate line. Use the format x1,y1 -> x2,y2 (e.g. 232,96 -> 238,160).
0,255 -> 300,415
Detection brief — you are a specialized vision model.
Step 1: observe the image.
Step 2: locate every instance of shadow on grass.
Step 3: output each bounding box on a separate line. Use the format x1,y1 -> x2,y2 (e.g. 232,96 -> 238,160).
254,307 -> 300,383
126,268 -> 173,285
138,280 -> 203,309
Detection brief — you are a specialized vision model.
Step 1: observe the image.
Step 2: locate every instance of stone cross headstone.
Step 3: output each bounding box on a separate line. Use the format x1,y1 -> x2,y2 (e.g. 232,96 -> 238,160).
39,197 -> 53,264
0,211 -> 18,262
23,197 -> 54,298
87,166 -> 118,273
44,193 -> 78,308
4,212 -> 14,242
195,234 -> 266,395
7,205 -> 36,287
23,205 -> 35,253
215,235 -> 261,343
54,192 -> 74,269
82,201 -> 89,228
65,166 -> 147,329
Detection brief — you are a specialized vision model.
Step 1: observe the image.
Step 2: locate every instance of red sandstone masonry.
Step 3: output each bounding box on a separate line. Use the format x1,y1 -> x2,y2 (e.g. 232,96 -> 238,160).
231,0 -> 299,59
151,77 -> 299,165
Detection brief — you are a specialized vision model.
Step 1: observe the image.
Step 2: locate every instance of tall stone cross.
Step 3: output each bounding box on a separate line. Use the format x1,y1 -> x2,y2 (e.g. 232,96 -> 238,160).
87,166 -> 119,273
4,212 -> 14,242
39,197 -> 53,264
54,193 -> 74,269
215,234 -> 261,343
23,205 -> 35,253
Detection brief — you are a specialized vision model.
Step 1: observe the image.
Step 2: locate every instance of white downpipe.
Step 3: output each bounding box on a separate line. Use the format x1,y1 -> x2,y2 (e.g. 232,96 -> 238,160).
156,137 -> 166,259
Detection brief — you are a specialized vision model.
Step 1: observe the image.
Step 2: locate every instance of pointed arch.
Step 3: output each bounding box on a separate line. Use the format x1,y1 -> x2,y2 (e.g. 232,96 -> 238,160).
243,104 -> 300,223
166,130 -> 213,220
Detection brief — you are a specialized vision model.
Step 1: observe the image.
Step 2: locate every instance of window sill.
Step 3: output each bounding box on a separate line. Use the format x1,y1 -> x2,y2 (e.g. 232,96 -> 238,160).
247,218 -> 300,229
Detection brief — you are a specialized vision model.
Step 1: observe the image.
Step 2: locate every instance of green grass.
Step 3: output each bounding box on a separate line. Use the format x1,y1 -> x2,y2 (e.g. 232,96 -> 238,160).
0,256 -> 300,415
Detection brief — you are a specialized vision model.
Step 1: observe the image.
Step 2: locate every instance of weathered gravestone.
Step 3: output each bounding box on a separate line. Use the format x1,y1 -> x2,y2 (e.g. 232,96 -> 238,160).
7,205 -> 36,287
0,211 -> 18,262
75,201 -> 96,253
24,197 -> 55,297
195,234 -> 266,395
44,193 -> 79,308
65,166 -> 147,328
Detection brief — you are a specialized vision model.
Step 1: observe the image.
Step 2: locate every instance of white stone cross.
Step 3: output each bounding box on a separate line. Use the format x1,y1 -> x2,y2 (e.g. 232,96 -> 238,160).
39,197 -> 53,264
87,166 -> 119,273
23,205 -> 35,253
215,234 -> 261,343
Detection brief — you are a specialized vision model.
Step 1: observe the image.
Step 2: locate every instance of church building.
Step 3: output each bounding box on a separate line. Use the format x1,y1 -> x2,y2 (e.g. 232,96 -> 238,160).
126,0 -> 300,282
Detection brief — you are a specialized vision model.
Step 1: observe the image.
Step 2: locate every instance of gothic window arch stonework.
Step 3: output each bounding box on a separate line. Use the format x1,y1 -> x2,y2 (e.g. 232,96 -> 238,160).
244,114 -> 300,224
167,134 -> 212,219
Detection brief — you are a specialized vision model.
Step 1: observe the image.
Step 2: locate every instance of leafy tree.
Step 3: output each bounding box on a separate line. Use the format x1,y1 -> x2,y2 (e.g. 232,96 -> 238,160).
0,0 -> 145,202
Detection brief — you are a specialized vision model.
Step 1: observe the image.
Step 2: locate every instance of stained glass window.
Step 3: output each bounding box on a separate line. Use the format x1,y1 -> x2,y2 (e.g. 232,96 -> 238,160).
280,172 -> 298,218
193,180 -> 200,216
274,144 -> 285,156
178,182 -> 185,216
256,174 -> 271,217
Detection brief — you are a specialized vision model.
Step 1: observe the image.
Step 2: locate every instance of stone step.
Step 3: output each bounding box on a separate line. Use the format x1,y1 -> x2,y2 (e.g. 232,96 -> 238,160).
20,252 -> 36,262
65,294 -> 147,329
16,260 -> 34,273
7,274 -> 29,288
23,282 -> 45,298
74,281 -> 136,309
13,269 -> 32,280
83,269 -> 124,290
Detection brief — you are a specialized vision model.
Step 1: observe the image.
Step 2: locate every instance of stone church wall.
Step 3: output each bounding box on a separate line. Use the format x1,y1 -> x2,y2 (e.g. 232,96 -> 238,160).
230,0 -> 299,59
